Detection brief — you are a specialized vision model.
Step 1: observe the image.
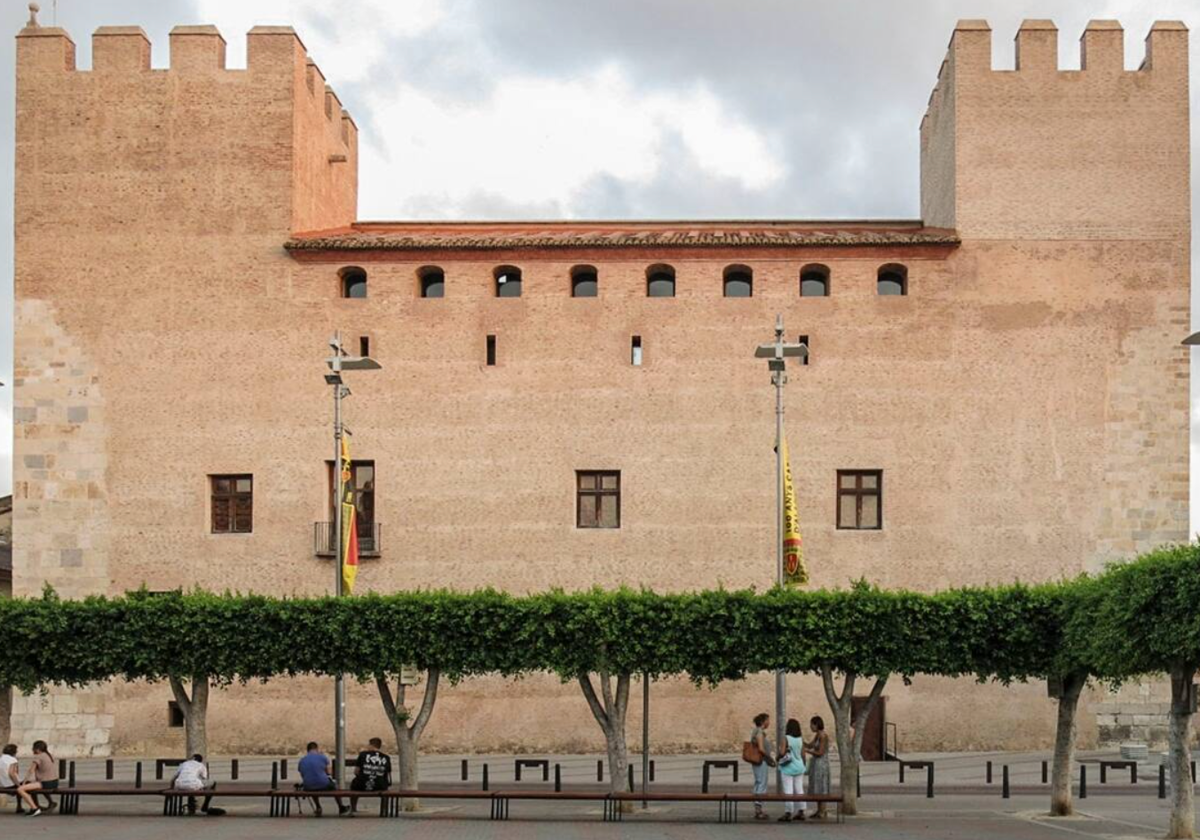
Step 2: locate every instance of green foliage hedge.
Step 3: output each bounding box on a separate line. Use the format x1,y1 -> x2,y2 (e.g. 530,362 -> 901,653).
2,543 -> 1199,692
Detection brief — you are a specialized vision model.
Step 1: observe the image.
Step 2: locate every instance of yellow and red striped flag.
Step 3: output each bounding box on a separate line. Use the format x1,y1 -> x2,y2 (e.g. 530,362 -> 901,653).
782,438 -> 808,587
340,437 -> 359,594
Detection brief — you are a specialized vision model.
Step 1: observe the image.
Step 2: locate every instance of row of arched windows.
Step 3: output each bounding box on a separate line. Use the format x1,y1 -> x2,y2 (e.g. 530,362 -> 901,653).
339,263 -> 909,299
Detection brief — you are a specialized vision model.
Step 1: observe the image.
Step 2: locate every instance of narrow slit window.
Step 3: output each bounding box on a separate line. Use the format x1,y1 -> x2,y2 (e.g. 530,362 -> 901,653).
168,701 -> 184,728
798,335 -> 809,366
359,336 -> 370,358
631,336 -> 643,366
486,335 -> 496,366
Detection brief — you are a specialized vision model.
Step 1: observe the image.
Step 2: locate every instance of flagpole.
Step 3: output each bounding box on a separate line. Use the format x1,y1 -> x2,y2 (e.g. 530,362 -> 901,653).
773,314 -> 786,795
332,334 -> 346,786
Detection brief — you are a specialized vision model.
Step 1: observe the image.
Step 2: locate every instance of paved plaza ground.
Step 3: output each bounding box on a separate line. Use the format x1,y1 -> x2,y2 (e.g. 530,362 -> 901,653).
1,750 -> 1193,837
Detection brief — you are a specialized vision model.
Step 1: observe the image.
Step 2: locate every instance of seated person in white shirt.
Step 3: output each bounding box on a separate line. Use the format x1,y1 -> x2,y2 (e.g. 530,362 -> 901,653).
0,745 -> 19,798
171,754 -> 220,815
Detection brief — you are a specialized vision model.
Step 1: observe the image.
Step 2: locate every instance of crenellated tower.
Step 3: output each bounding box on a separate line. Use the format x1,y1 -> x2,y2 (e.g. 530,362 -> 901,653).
921,19 -> 1189,240
12,13 -> 359,754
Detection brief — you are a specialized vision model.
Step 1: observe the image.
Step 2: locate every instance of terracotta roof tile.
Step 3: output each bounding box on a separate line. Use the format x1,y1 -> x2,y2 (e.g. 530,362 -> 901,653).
285,222 -> 959,252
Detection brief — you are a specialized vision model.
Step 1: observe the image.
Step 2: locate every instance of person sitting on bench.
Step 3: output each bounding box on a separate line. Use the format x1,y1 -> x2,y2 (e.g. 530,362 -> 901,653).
348,737 -> 392,814
16,740 -> 58,817
171,754 -> 222,815
297,742 -> 348,817
1,744 -> 20,809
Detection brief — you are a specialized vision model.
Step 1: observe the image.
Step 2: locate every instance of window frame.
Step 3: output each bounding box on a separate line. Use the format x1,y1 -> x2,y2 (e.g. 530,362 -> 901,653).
800,264 -> 830,298
418,266 -> 445,298
646,264 -> 676,298
836,469 -> 882,531
576,470 -> 621,529
210,474 -> 253,534
722,264 -> 753,298
877,264 -> 908,297
570,265 -> 599,298
339,266 -> 368,299
494,265 -> 523,298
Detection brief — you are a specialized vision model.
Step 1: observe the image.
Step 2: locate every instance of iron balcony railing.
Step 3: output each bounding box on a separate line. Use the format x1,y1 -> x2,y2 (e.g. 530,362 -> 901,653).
313,522 -> 381,558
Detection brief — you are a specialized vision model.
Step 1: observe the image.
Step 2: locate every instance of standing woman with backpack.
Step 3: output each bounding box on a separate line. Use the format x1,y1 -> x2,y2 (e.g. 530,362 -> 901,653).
744,712 -> 774,820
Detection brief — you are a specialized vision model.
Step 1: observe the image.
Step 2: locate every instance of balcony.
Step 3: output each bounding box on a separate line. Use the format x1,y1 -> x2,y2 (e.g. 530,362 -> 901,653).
313,522 -> 381,559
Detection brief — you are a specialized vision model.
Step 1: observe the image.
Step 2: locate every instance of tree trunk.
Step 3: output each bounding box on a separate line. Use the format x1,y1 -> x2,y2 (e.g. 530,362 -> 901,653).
1168,667 -> 1196,839
377,669 -> 439,812
821,665 -> 886,817
1048,673 -> 1085,817
168,676 -> 209,758
579,671 -> 632,809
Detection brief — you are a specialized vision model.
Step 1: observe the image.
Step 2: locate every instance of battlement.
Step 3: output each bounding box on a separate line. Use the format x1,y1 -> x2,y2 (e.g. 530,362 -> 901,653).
16,17 -> 356,154
920,18 -> 1189,240
16,6 -> 358,234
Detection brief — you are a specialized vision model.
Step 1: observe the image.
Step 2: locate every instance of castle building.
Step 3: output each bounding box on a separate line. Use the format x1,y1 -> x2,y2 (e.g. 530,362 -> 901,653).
10,14 -> 1190,756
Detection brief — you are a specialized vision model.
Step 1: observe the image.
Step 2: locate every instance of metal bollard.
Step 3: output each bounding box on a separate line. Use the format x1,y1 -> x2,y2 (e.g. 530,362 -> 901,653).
135,761 -> 143,789
1131,763 -> 1138,785
1079,765 -> 1087,799
105,759 -> 114,781
231,759 -> 239,781
597,760 -> 604,782
554,764 -> 561,793
461,759 -> 468,781
68,761 -> 76,788
650,760 -> 655,782
899,762 -> 905,783
986,760 -> 992,784
281,759 -> 288,781
59,759 -> 67,779
482,763 -> 489,792
628,764 -> 634,792
927,764 -> 934,799
1160,764 -> 1167,799
856,766 -> 861,799
1042,761 -> 1048,784
271,762 -> 278,791
1002,765 -> 1009,799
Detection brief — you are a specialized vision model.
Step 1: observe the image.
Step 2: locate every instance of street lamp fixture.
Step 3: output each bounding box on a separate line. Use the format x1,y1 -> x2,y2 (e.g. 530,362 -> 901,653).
325,333 -> 381,785
753,315 -> 807,793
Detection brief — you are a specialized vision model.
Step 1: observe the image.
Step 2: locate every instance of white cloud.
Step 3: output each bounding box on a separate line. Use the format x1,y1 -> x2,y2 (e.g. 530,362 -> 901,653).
359,64 -> 785,218
193,0 -> 785,220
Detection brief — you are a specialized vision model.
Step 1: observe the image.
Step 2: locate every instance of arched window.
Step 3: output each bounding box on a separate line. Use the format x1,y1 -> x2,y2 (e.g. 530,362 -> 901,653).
723,265 -> 753,298
646,264 -> 675,298
571,265 -> 598,298
800,264 -> 830,297
494,265 -> 522,298
340,266 -> 367,299
418,266 -> 445,298
877,264 -> 907,296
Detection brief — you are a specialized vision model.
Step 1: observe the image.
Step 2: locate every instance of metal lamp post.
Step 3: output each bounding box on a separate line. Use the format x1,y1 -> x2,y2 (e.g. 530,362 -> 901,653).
754,315 -> 807,792
325,333 -> 381,784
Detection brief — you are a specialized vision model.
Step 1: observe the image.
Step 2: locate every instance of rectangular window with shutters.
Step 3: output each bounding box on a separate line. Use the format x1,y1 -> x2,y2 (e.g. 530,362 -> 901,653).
576,470 -> 620,529
836,470 -> 882,530
210,474 -> 253,533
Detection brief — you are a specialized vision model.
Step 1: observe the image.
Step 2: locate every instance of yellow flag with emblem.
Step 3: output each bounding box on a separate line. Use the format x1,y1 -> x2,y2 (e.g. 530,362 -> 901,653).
782,438 -> 808,587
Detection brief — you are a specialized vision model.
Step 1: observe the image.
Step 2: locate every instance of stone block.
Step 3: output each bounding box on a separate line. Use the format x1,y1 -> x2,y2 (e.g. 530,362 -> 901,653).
52,695 -> 78,714
66,406 -> 88,423
60,548 -> 83,568
85,728 -> 110,745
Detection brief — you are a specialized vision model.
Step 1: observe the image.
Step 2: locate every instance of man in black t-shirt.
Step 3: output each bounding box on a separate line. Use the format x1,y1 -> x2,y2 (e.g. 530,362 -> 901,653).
349,738 -> 392,812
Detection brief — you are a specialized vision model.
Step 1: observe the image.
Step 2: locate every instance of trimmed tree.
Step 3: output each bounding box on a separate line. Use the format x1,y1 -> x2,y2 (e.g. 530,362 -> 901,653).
1082,545 -> 1200,839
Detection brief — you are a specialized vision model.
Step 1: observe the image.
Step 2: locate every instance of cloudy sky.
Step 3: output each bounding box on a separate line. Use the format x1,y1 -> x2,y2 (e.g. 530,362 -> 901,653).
0,1 -> 1196,529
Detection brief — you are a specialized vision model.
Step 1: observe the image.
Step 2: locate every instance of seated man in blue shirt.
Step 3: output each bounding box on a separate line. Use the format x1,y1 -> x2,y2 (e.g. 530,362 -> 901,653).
297,742 -> 348,816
